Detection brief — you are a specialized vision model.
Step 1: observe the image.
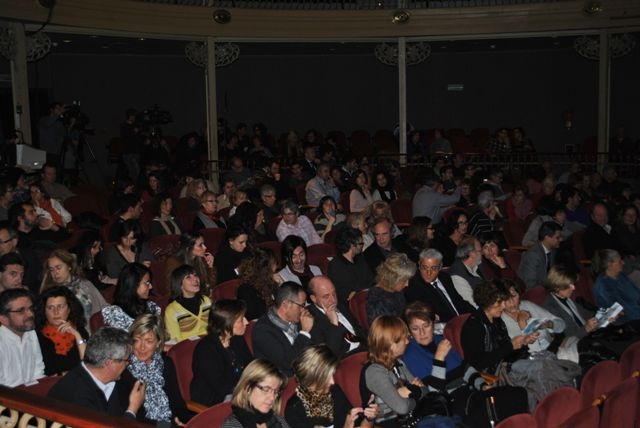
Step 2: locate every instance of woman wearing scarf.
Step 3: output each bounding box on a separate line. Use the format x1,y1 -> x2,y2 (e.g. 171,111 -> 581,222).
285,345 -> 378,428
277,235 -> 321,290
120,313 -> 192,426
193,190 -> 226,232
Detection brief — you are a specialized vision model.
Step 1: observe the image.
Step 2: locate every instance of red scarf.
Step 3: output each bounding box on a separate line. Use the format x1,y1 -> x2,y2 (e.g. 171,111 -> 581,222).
42,324 -> 76,356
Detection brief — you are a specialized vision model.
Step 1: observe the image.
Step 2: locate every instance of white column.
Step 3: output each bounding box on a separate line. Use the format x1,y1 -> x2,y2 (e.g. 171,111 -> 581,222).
398,37 -> 407,165
597,30 -> 610,170
10,22 -> 32,145
205,37 -> 220,192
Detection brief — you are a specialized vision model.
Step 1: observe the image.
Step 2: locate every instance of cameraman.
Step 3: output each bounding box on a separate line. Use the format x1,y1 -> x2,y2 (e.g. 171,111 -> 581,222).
38,102 -> 66,165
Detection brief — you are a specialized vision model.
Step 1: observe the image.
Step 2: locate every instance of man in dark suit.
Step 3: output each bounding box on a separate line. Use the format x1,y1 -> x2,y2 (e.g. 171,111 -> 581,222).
405,248 -> 475,323
518,221 -> 562,289
364,218 -> 412,274
327,226 -> 374,306
48,327 -> 145,419
307,276 -> 366,360
252,281 -> 314,377
583,203 -> 623,258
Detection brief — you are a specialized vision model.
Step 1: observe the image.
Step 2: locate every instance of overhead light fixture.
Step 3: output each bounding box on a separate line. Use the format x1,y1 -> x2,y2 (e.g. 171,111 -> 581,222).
583,1 -> 603,15
185,41 -> 240,67
213,9 -> 232,24
392,10 -> 410,24
374,42 -> 431,66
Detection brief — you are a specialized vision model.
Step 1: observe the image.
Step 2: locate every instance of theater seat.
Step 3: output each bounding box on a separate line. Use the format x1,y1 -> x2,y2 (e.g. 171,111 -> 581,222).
348,289 -> 369,331
534,386 -> 581,428
334,351 -> 367,407
558,404 -> 599,428
443,313 -> 471,358
166,336 -> 205,413
16,375 -> 62,396
211,279 -> 241,301
619,341 -> 640,378
184,401 -> 231,428
580,360 -> 620,408
495,412 -> 536,428
599,378 -> 638,428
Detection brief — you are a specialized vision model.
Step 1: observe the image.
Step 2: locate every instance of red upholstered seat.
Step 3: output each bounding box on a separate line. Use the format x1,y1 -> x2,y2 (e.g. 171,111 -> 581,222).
599,378 -> 639,428
255,240 -> 282,268
201,227 -> 227,255
89,311 -> 105,333
149,259 -> 169,298
280,377 -> 298,415
348,289 -> 369,331
389,199 -> 412,225
184,401 -> 231,428
211,279 -> 240,301
534,386 -> 581,428
495,412 -> 537,428
149,234 -> 181,261
558,404 -> 599,428
167,336 -> 202,402
580,360 -> 621,408
334,351 -> 367,407
244,320 -> 256,354
522,286 -> 547,306
306,243 -> 336,275
16,375 -> 62,396
443,313 -> 471,359
619,341 -> 640,379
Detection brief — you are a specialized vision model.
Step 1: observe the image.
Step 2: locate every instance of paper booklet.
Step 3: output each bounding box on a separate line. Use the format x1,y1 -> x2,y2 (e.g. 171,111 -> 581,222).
595,302 -> 624,328
522,318 -> 551,335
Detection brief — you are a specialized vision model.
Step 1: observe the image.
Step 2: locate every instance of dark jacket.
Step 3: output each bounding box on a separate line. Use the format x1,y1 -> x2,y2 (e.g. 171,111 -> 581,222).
327,253 -> 374,306
405,271 -> 475,323
308,302 -> 366,359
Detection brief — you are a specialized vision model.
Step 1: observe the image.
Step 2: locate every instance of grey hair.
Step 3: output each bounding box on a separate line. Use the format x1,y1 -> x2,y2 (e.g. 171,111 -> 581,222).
477,190 -> 494,209
419,248 -> 443,262
280,199 -> 300,215
592,249 -> 621,277
260,184 -> 276,197
455,237 -> 478,260
83,327 -> 132,368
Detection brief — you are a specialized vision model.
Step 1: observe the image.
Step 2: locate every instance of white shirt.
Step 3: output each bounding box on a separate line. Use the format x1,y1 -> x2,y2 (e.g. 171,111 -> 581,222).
501,300 -> 566,353
0,326 -> 45,387
315,305 -> 359,352
81,362 -> 115,400
451,264 -> 481,309
277,265 -> 322,285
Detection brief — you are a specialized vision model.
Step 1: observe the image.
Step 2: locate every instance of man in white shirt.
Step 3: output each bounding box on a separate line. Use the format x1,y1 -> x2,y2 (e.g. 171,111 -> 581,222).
0,288 -> 45,387
305,163 -> 340,207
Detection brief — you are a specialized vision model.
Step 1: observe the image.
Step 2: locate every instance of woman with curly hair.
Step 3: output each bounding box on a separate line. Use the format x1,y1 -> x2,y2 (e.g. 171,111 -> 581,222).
36,286 -> 89,375
365,253 -> 416,326
237,247 -> 282,320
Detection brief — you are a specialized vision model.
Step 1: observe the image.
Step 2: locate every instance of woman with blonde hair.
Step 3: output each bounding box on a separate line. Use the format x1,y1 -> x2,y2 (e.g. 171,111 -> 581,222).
221,359 -> 290,428
365,253 -> 416,325
41,249 -> 107,329
286,345 -> 378,428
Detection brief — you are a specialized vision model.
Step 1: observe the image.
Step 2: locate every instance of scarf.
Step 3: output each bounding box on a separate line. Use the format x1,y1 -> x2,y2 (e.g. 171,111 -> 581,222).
295,384 -> 334,422
127,352 -> 171,422
42,324 -> 76,355
40,198 -> 65,227
267,307 -> 298,341
232,405 -> 280,427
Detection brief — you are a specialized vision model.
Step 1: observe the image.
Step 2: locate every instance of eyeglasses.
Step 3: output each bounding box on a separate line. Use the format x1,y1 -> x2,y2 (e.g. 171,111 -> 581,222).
419,265 -> 442,272
8,306 -> 34,314
254,384 -> 281,397
287,299 -> 306,309
45,303 -> 68,312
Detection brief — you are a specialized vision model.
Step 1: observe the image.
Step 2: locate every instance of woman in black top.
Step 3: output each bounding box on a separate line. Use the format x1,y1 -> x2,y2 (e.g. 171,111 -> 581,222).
191,299 -> 253,407
215,225 -> 252,283
237,247 -> 280,320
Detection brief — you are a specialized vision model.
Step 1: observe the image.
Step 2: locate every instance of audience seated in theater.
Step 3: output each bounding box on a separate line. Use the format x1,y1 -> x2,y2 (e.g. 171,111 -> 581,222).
47,326 -> 145,419
440,165 -> 457,194
108,178 -> 136,216
402,301 -> 488,421
365,200 -> 402,238
432,209 -> 469,267
461,279 -> 537,375
341,154 -> 359,189
252,281 -> 314,377
0,181 -> 14,222
366,253 -> 416,325
164,232 -> 216,296
371,169 -> 398,203
521,201 -> 583,248
148,192 -> 182,239
449,237 -> 485,308
0,252 -> 27,292
505,185 -> 533,221
102,263 -> 160,331
193,190 -> 226,232
164,264 -> 212,343
612,204 -> 640,257
174,132 -> 206,181
224,156 -> 253,188
230,201 -> 275,244
349,169 -> 375,213
287,160 -> 307,194
221,359 -> 291,428
330,165 -> 347,194
0,288 -> 45,387
41,249 -> 107,330
518,221 -> 562,289
363,218 -> 411,275
480,232 -> 518,281
275,200 -> 322,246
307,276 -> 366,359
305,163 -> 340,207
300,144 -> 319,181
313,195 -> 346,241
140,170 -> 166,203
412,175 -> 460,225
215,225 -> 252,284
327,226 -> 374,306
593,249 -> 640,324
107,193 -> 143,242
598,165 -> 627,200
395,216 -> 435,263
468,191 -> 503,238
479,169 -> 511,202
29,181 -> 72,227
561,186 -> 590,226
36,286 -> 88,376
40,163 -> 75,202
257,184 -> 280,224
512,127 -> 535,151
237,247 -> 281,320
103,219 -> 154,278
217,178 -> 236,211
455,178 -> 473,208
406,249 -> 475,323
182,178 -> 207,212
583,203 -> 624,259
431,128 -> 453,154
286,344 -> 378,428
120,314 -> 193,426
229,188 -> 249,217
261,160 -> 292,201
500,280 -> 570,359
277,235 -> 321,289
191,299 -> 253,407
348,212 -> 374,250
9,200 -> 69,246
487,127 -> 511,154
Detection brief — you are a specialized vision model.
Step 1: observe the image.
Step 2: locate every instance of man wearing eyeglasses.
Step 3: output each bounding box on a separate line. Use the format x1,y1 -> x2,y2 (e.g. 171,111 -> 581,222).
406,248 -> 475,324
0,288 -> 44,387
0,222 -> 42,295
48,327 -> 146,419
412,175 -> 460,225
252,281 -> 314,377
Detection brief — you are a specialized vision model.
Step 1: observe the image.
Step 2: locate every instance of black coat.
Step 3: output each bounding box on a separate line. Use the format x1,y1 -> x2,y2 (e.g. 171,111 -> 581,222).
308,303 -> 366,359
405,271 -> 475,323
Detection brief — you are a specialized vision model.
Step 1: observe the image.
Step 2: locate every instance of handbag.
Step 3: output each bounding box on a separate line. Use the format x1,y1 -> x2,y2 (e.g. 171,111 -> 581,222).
398,391 -> 454,428
465,386 -> 529,428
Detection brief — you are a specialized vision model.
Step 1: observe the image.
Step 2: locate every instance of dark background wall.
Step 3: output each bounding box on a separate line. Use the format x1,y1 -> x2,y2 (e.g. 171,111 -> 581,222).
1,44 -> 638,157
